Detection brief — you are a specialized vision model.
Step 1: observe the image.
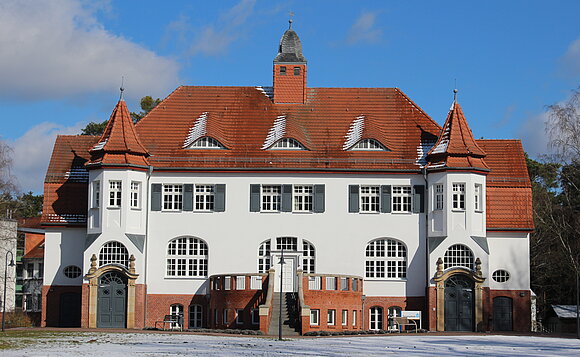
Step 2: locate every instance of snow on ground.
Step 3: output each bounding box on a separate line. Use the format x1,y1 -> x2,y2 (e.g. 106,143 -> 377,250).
4,332 -> 580,357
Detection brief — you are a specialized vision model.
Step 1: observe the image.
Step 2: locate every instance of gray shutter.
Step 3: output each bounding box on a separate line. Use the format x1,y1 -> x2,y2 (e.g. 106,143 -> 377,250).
183,184 -> 194,211
151,184 -> 162,211
348,185 -> 359,213
281,184 -> 293,212
380,185 -> 392,213
413,185 -> 425,213
214,184 -> 226,212
313,185 -> 325,213
250,184 -> 261,212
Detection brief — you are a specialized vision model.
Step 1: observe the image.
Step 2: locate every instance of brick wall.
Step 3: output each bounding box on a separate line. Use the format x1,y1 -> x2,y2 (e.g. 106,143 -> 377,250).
486,289 -> 531,332
364,296 -> 426,330
41,285 -> 82,327
209,289 -> 266,330
145,294 -> 207,329
273,64 -> 306,104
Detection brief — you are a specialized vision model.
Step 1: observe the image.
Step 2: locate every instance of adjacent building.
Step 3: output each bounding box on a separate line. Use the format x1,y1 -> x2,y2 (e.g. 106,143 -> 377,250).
40,24 -> 533,333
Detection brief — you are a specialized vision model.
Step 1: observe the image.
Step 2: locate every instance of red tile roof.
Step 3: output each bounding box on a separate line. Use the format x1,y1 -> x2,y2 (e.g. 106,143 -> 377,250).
476,140 -> 533,231
427,102 -> 489,171
135,86 -> 441,171
88,100 -> 149,167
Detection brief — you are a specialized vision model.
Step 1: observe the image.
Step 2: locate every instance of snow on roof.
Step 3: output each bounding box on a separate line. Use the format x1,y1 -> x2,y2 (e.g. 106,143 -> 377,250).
430,126 -> 450,155
343,115 -> 365,150
552,305 -> 580,318
416,139 -> 436,166
183,112 -> 208,148
262,114 -> 286,149
256,86 -> 273,99
92,139 -> 107,151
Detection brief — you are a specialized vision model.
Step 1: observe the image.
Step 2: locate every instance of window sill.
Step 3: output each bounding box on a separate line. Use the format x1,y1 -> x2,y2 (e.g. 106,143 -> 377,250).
164,276 -> 207,280
130,207 -> 142,211
365,278 -> 408,282
451,209 -> 466,212
475,210 -> 484,213
391,211 -> 412,215
107,206 -> 121,210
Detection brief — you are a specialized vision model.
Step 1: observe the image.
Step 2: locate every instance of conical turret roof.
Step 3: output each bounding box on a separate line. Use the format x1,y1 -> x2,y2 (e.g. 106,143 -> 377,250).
87,100 -> 149,167
427,101 -> 488,170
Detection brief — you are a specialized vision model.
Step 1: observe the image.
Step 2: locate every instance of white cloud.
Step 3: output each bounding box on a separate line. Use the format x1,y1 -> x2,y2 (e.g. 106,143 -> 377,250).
0,0 -> 180,101
346,11 -> 382,45
517,112 -> 551,159
187,0 -> 256,56
9,122 -> 84,193
560,37 -> 580,78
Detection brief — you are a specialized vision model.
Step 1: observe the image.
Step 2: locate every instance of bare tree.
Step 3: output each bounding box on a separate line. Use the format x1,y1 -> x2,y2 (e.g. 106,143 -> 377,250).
547,88 -> 580,163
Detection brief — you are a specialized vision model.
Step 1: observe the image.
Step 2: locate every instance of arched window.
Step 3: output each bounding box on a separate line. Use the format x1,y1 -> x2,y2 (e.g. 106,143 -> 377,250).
189,304 -> 203,328
270,138 -> 306,150
369,306 -> 383,330
351,139 -> 387,151
444,244 -> 474,270
189,137 -> 225,149
365,239 -> 407,279
166,237 -> 208,277
302,240 -> 315,274
99,241 -> 129,267
170,304 -> 184,330
258,240 -> 271,274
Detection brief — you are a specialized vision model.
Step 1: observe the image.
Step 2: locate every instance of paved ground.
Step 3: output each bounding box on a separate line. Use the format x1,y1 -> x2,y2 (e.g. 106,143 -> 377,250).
2,330 -> 580,356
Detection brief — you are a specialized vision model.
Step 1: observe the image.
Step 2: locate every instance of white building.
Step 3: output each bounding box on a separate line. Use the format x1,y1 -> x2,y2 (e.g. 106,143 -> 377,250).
40,24 -> 533,333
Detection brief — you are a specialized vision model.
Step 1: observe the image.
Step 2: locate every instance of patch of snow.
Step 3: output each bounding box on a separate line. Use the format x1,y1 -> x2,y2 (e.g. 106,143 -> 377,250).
92,140 -> 107,151
256,86 -> 273,99
431,125 -> 450,155
183,112 -> 208,148
552,304 -> 580,318
343,115 -> 365,150
3,332 -> 580,356
416,139 -> 436,166
262,114 -> 286,149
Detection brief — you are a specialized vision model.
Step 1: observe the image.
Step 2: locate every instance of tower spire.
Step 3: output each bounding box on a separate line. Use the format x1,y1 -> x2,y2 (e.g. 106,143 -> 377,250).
119,76 -> 125,101
289,11 -> 294,29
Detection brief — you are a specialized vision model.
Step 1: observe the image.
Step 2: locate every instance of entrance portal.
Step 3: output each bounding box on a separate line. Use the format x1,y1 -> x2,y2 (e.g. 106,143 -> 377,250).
444,275 -> 474,331
97,271 -> 127,328
274,255 -> 296,292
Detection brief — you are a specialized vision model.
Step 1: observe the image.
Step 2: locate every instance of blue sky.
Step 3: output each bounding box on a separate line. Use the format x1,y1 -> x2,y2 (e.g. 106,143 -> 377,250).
0,0 -> 578,193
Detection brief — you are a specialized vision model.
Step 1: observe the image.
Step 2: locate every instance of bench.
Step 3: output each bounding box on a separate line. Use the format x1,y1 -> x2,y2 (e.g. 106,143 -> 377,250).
391,317 -> 418,332
155,314 -> 183,331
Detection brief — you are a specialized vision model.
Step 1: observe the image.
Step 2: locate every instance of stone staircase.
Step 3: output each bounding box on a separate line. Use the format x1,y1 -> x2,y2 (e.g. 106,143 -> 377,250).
268,292 -> 300,336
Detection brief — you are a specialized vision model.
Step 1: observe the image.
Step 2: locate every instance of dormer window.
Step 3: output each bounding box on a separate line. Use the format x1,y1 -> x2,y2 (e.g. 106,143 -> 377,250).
294,67 -> 301,76
269,138 -> 306,150
351,139 -> 387,151
188,137 -> 226,149
280,66 -> 287,75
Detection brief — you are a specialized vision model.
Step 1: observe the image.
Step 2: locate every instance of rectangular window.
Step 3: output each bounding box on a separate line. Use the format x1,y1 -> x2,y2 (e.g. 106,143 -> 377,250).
280,66 -> 286,75
251,309 -> 259,325
342,310 -> 348,326
327,309 -> 336,325
223,309 -> 229,324
340,277 -> 348,291
163,184 -> 183,211
236,309 -> 244,325
276,237 -> 297,251
392,186 -> 412,212
351,278 -> 358,291
109,181 -> 122,207
24,294 -> 32,311
352,310 -> 357,327
452,183 -> 466,210
474,184 -> 482,211
360,185 -> 380,212
26,263 -> 34,279
38,263 -> 43,278
261,185 -> 281,211
326,277 -> 336,290
195,184 -> 215,211
130,181 -> 140,209
236,276 -> 245,290
294,66 -> 301,76
224,276 -> 231,290
434,183 -> 444,210
214,309 -> 219,325
293,185 -> 313,212
310,309 -> 319,325
92,181 -> 100,208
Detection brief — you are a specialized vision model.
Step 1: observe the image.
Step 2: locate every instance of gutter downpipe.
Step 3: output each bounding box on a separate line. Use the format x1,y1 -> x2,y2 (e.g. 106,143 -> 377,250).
143,165 -> 153,328
422,166 -> 429,331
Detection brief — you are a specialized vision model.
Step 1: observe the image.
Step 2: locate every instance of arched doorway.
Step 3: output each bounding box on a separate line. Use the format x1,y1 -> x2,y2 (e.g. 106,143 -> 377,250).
369,306 -> 383,330
493,296 -> 513,331
444,275 -> 474,331
97,271 -> 127,328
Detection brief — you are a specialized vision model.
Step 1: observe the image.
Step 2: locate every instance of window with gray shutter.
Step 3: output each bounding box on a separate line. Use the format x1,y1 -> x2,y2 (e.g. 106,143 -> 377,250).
348,185 -> 359,212
214,184 -> 226,212
183,184 -> 194,211
380,185 -> 392,213
151,184 -> 162,211
281,184 -> 293,212
313,185 -> 325,213
250,184 -> 261,212
413,185 -> 425,213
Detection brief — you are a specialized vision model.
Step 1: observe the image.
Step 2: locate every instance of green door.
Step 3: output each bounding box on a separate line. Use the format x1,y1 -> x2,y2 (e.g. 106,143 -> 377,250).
97,272 -> 126,328
444,275 -> 474,331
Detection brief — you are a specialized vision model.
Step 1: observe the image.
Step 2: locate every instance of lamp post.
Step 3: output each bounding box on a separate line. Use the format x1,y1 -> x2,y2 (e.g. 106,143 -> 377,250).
576,253 -> 579,340
2,250 -> 15,332
278,248 -> 285,341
